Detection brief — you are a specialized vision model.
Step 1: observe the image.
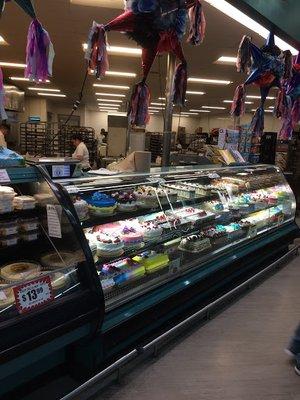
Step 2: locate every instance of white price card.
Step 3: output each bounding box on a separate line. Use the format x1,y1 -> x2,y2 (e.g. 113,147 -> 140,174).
208,173 -> 220,179
65,185 -> 79,194
0,169 -> 10,183
47,204 -> 62,238
13,276 -> 53,314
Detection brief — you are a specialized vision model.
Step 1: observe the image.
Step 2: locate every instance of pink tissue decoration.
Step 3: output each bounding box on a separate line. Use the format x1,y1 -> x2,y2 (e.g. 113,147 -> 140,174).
85,22 -> 109,79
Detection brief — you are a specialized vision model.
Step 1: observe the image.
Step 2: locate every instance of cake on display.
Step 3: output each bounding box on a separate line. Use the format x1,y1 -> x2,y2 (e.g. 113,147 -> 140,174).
0,186 -> 16,214
135,186 -> 177,208
0,285 -> 15,309
179,233 -> 211,253
204,226 -> 228,247
142,221 -> 163,242
96,233 -> 124,258
111,190 -> 137,212
73,197 -> 89,221
13,196 -> 36,210
120,226 -> 144,250
162,183 -> 196,200
41,252 -> 78,270
132,251 -> 169,274
0,262 -> 41,283
86,192 -> 117,216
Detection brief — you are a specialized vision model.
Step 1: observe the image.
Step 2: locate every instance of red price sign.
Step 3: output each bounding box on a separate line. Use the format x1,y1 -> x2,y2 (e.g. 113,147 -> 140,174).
13,276 -> 54,314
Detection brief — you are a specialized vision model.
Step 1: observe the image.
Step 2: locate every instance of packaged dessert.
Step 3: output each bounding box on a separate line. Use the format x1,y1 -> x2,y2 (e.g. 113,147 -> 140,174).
179,234 -> 211,253
20,230 -> 39,242
0,235 -> 19,247
43,271 -> 69,292
0,261 -> 41,283
0,186 -> 16,200
13,195 -> 36,210
34,193 -> 55,207
162,183 -> 195,200
40,251 -> 78,270
0,285 -> 15,309
0,201 -> 14,214
0,220 -> 18,236
19,217 -> 39,232
73,197 -> 89,221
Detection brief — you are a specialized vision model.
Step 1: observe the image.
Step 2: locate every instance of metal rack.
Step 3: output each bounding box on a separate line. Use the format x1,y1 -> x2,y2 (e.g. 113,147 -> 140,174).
20,122 -> 97,166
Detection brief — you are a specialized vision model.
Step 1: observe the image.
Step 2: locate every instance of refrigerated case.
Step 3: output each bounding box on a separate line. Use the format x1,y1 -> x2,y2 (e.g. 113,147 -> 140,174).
0,166 -> 103,396
54,164 -> 298,367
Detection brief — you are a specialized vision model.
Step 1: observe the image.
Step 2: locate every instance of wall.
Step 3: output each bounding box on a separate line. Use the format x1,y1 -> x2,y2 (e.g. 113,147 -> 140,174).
19,97 -> 47,123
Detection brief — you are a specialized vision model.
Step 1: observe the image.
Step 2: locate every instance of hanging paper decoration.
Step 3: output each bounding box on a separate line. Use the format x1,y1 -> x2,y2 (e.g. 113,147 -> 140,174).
85,0 -> 206,126
232,32 -> 288,137
277,52 -> 300,140
1,0 -> 54,83
0,67 -> 8,121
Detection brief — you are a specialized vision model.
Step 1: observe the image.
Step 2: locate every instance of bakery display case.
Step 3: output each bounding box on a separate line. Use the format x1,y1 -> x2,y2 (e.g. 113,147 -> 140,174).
58,164 -> 297,312
0,166 -> 102,362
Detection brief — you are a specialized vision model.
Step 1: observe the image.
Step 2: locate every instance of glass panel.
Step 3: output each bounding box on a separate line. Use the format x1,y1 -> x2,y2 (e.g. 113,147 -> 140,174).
0,174 -> 85,323
64,165 -> 296,310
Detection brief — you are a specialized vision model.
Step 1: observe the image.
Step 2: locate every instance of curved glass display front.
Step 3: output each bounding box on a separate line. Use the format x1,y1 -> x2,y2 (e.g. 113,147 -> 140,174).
58,164 -> 296,310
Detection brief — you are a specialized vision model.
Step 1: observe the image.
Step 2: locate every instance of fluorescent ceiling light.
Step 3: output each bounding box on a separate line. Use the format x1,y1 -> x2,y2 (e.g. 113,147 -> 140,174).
106,71 -> 136,78
28,87 -> 60,92
181,112 -> 199,115
95,92 -> 125,97
173,114 -> 189,117
149,106 -> 164,110
251,109 -> 273,113
108,112 -> 127,116
202,106 -> 226,110
10,76 -> 50,83
98,103 -> 120,107
188,77 -> 231,85
83,43 -> 141,56
93,83 -> 129,90
158,97 -> 166,100
204,0 -> 297,55
247,95 -> 275,100
37,93 -> 66,97
268,106 -> 275,109
223,100 -> 253,104
216,56 -> 237,63
189,109 -> 211,113
186,91 -> 205,95
97,99 -> 123,103
0,62 -> 26,68
99,108 -> 119,111
151,102 -> 165,106
71,0 -> 123,8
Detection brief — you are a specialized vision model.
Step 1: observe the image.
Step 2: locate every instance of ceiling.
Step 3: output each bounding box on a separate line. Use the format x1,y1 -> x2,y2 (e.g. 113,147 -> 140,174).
0,0 -> 291,117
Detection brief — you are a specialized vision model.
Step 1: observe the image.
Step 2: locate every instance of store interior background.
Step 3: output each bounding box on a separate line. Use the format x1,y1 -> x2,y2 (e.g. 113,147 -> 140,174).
0,0 -> 296,149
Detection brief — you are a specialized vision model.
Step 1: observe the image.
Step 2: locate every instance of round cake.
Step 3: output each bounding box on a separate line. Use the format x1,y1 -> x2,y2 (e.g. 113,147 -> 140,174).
120,226 -> 144,249
40,252 -> 78,270
73,197 -> 89,221
111,190 -> 137,212
0,262 -> 41,283
179,234 -> 211,253
0,285 -> 15,309
97,234 -> 124,258
87,192 -> 117,216
142,222 -> 163,241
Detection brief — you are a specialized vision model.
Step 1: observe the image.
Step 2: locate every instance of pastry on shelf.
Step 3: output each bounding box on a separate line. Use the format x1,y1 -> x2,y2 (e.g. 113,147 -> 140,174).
96,233 -> 124,258
132,251 -> 169,274
0,285 -> 15,309
20,230 -> 39,242
111,190 -> 137,212
46,271 -> 69,292
0,235 -> 19,247
34,193 -> 56,207
141,221 -> 163,242
120,226 -> 144,250
13,195 -> 36,210
0,221 -> 18,236
162,183 -> 196,200
73,197 -> 89,221
86,192 -> 117,217
179,233 -> 211,253
19,217 -> 39,232
204,226 -> 228,247
40,252 -> 78,270
0,261 -> 41,283
135,185 -> 177,208
0,186 -> 16,214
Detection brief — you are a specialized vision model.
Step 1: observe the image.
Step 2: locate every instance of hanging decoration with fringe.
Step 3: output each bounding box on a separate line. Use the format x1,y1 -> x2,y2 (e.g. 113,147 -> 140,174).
232,32 -> 288,139
84,0 -> 206,126
1,0 -> 54,83
0,67 -> 7,121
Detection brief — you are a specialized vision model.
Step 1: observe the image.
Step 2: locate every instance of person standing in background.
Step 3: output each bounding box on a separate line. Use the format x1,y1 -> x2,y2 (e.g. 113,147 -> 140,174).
0,123 -> 10,147
286,324 -> 300,375
71,133 -> 91,171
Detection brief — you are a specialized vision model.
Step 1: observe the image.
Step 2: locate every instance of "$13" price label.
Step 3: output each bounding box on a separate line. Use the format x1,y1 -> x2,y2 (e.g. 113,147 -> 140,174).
13,276 -> 54,314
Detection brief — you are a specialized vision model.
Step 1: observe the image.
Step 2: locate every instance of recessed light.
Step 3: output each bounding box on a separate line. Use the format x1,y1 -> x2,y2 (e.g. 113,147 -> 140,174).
204,0 -> 297,55
0,62 -> 26,68
223,100 -> 253,104
216,56 -> 237,64
97,99 -> 123,103
28,87 -> 60,92
247,95 -> 275,100
10,77 -> 51,83
105,71 -> 136,78
202,106 -> 226,110
188,77 -> 231,85
95,93 -> 126,97
37,93 -> 66,97
189,109 -> 211,113
93,83 -> 130,90
186,91 -> 205,95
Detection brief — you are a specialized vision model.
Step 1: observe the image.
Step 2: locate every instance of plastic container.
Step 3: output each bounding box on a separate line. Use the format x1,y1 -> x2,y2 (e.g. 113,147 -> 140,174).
0,235 -> 18,247
20,230 -> 39,242
0,221 -> 18,236
19,217 -> 39,232
14,195 -> 36,210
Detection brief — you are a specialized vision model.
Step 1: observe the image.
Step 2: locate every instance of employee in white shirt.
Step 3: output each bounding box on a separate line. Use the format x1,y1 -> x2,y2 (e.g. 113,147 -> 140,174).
0,123 -> 9,148
71,133 -> 91,171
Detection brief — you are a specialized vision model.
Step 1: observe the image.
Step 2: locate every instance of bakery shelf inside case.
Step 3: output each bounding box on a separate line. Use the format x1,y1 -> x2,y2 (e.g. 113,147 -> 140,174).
0,174 -> 85,323
59,165 -> 296,309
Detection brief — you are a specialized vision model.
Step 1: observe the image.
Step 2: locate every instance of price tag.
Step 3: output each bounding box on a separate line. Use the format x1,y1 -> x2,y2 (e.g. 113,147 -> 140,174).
13,276 -> 53,314
0,169 -> 10,183
47,204 -> 62,238
52,165 -> 71,178
65,185 -> 79,194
